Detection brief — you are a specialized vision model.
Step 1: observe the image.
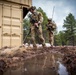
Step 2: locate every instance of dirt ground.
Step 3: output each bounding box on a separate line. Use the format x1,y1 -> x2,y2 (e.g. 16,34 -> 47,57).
0,46 -> 76,75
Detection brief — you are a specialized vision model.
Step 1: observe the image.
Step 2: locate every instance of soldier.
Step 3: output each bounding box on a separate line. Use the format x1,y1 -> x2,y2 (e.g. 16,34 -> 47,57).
46,18 -> 56,47
29,6 -> 46,48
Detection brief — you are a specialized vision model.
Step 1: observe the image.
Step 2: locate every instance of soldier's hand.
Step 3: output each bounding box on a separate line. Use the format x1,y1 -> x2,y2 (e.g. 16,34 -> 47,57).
34,23 -> 38,28
38,21 -> 41,25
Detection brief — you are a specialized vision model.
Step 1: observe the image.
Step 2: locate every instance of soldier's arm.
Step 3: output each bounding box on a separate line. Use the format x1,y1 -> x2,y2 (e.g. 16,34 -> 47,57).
52,22 -> 57,29
38,12 -> 43,24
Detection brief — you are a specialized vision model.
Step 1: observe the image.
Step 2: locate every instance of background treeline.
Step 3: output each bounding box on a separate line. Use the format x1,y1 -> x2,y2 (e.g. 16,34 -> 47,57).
23,7 -> 76,46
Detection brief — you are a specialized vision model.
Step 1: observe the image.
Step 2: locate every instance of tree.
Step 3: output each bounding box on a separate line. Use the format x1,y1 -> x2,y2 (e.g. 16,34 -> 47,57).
59,31 -> 68,45
63,13 -> 76,46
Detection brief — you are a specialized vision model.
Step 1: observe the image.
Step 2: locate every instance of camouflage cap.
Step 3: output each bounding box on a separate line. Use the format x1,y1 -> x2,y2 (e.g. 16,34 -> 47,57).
29,6 -> 36,10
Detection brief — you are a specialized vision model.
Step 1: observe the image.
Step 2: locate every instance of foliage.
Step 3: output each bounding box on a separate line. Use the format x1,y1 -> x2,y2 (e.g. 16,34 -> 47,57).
63,13 -> 76,46
23,18 -> 31,43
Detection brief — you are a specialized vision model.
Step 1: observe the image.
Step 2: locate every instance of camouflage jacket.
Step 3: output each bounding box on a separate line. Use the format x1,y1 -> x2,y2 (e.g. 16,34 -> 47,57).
29,11 -> 43,24
47,21 -> 56,31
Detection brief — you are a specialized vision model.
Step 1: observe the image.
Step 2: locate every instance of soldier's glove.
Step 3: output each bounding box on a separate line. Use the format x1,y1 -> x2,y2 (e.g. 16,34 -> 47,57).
38,21 -> 41,25
34,23 -> 39,29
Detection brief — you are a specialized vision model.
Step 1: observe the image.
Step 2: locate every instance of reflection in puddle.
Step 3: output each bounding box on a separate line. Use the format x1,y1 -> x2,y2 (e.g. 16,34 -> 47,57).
58,61 -> 68,75
3,53 -> 68,75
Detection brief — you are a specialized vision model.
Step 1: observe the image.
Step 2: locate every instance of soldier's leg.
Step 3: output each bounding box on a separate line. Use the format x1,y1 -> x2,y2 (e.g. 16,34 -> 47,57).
49,32 -> 54,46
31,26 -> 37,47
38,25 -> 46,47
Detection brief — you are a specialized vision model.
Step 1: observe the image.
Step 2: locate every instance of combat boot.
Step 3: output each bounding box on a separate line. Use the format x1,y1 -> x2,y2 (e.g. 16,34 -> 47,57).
50,45 -> 54,48
33,45 -> 37,48
42,44 -> 46,48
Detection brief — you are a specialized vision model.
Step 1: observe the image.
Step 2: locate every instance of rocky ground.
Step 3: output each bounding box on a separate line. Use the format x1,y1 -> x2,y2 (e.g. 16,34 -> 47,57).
0,46 -> 76,75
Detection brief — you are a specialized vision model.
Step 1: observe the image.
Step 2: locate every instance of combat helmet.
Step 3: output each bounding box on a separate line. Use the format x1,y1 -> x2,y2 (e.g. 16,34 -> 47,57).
29,6 -> 36,10
48,18 -> 52,21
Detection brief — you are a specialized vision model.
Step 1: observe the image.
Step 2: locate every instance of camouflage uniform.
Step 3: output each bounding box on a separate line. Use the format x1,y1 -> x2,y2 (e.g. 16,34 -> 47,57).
47,19 -> 56,46
29,10 -> 45,47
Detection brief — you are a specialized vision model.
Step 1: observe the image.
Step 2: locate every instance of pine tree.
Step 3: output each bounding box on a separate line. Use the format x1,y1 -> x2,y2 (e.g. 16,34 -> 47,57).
63,13 -> 76,46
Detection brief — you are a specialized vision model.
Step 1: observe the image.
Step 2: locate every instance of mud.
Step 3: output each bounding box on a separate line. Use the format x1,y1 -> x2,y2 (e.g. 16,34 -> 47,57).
0,46 -> 76,75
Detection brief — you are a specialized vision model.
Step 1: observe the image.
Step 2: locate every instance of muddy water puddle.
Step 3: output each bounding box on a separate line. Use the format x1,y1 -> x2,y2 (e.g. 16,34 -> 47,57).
3,52 -> 68,75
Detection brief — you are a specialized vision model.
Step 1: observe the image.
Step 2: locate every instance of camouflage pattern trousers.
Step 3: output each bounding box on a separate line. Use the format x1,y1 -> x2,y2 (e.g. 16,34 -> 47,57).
30,24 -> 45,47
48,31 -> 54,46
